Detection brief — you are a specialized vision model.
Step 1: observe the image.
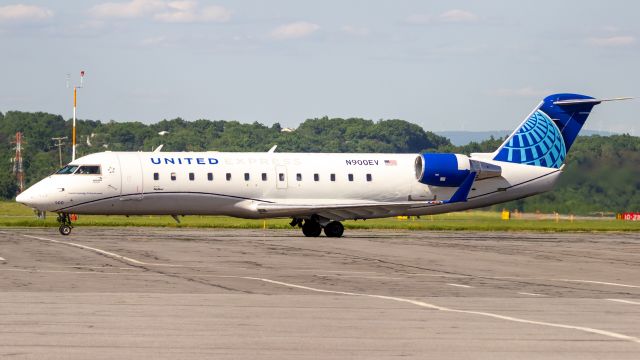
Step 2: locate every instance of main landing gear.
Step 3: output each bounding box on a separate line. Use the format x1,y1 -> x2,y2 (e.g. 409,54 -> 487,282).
291,217 -> 344,238
57,213 -> 73,236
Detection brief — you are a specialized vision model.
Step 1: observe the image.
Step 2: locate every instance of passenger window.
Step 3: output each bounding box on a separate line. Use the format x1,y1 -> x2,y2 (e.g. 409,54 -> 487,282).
279,173 -> 285,181
366,174 -> 372,182
189,172 -> 195,181
226,173 -> 231,181
171,172 -> 176,181
153,173 -> 159,181
330,173 -> 336,182
262,173 -> 267,181
296,173 -> 302,181
76,165 -> 101,175
55,165 -> 79,175
244,173 -> 250,181
314,174 -> 319,181
348,174 -> 354,182
207,173 -> 213,181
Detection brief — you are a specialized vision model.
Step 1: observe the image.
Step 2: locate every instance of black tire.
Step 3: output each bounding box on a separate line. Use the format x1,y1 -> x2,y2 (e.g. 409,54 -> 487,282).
302,220 -> 322,237
59,225 -> 72,236
324,221 -> 344,238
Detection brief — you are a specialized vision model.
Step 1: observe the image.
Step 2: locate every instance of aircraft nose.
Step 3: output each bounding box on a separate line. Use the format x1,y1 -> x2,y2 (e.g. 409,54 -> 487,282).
15,182 -> 51,210
15,191 -> 26,204
15,187 -> 35,207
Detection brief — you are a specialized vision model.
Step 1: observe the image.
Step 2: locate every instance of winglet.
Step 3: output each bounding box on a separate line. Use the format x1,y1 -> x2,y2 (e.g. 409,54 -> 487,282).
445,172 -> 476,203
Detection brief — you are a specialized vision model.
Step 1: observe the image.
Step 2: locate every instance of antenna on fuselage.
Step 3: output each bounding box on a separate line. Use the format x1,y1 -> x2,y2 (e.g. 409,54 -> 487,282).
268,145 -> 277,153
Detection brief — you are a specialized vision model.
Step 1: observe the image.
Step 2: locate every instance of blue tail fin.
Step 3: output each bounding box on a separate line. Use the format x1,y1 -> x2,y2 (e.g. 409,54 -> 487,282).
493,93 -> 598,168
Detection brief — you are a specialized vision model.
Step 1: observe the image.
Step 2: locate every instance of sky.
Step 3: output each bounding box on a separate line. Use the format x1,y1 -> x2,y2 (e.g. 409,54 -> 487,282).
0,0 -> 639,133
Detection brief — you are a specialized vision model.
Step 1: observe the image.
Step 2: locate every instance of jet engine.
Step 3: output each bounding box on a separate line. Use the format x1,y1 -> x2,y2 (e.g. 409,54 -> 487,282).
415,153 -> 502,187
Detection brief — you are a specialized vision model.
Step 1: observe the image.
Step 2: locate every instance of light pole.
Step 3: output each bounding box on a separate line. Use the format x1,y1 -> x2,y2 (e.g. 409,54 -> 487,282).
51,136 -> 67,167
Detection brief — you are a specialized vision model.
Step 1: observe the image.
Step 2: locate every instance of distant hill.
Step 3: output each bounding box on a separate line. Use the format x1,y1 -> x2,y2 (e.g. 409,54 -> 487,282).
436,130 -> 618,146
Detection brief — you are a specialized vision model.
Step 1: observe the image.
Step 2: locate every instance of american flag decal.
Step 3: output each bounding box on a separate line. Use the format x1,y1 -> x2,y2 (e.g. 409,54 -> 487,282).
384,160 -> 397,166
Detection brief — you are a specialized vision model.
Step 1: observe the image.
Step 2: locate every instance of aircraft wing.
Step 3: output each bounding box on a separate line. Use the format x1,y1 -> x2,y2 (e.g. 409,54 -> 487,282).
256,200 -> 432,220
255,172 -> 476,221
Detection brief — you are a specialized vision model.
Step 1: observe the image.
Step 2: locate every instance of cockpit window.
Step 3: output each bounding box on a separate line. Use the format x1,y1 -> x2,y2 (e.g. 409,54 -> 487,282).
76,165 -> 101,175
56,165 -> 79,175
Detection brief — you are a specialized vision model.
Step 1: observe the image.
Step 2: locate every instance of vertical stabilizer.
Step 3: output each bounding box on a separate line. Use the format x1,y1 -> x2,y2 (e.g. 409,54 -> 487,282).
493,93 -> 599,168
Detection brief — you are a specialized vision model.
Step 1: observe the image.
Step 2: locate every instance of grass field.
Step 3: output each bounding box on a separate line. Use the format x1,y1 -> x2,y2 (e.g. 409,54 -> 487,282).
1,201 -> 638,232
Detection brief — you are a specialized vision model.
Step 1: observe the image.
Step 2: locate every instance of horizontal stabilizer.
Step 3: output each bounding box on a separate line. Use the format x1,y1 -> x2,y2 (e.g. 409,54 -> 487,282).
553,97 -> 633,106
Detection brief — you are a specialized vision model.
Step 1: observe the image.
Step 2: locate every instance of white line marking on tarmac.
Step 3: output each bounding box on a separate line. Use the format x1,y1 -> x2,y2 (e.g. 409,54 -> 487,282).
21,234 -> 181,267
447,283 -> 473,288
316,274 -> 404,280
518,292 -> 546,297
59,266 -> 138,270
555,279 -> 640,288
238,276 -> 640,344
406,273 -> 470,278
607,299 -> 640,306
0,268 -> 158,276
298,270 -> 379,274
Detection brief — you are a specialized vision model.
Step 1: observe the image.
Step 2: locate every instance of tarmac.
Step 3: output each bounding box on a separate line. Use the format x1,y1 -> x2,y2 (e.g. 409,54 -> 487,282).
0,227 -> 639,359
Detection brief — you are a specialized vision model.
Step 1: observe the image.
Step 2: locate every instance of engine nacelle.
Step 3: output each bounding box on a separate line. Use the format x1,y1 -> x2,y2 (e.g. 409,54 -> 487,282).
415,153 -> 502,187
415,153 -> 471,187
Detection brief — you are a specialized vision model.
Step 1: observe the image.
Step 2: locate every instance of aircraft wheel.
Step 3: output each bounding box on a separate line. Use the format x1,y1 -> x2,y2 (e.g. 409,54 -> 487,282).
302,220 -> 322,237
324,221 -> 344,238
59,225 -> 72,236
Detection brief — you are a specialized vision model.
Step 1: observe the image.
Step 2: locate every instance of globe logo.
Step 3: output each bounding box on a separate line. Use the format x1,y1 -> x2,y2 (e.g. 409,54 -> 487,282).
494,110 -> 566,168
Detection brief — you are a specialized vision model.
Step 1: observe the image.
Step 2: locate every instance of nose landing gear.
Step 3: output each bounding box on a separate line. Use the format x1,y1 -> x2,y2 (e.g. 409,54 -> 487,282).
57,213 -> 73,236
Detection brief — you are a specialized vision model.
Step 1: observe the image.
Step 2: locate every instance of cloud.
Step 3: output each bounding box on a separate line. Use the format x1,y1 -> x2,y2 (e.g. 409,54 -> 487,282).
270,21 -> 319,40
141,36 -> 167,45
341,25 -> 369,36
405,10 -> 478,25
0,4 -> 53,23
90,0 -> 230,23
588,36 -> 635,47
90,0 -> 164,18
404,14 -> 431,25
602,26 -> 620,33
439,9 -> 478,23
493,87 -> 552,98
154,1 -> 230,22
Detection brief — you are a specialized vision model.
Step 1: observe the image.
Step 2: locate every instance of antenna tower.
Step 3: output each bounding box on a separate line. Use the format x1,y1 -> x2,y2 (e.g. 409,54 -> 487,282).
11,132 -> 25,193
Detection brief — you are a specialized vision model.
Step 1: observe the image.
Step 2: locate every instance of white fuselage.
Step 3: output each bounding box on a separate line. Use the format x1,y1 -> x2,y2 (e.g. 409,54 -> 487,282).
17,151 -> 562,220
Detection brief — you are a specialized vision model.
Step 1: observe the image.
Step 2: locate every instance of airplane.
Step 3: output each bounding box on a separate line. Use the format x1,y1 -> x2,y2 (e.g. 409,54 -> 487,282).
16,93 -> 630,237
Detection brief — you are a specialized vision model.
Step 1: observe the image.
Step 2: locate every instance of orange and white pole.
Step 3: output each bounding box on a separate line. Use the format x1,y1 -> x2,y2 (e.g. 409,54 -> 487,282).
71,71 -> 84,161
72,87 -> 77,161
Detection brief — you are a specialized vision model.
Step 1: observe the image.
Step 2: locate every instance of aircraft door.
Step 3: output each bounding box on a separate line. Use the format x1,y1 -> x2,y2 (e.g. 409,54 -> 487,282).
117,153 -> 144,200
275,165 -> 288,189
